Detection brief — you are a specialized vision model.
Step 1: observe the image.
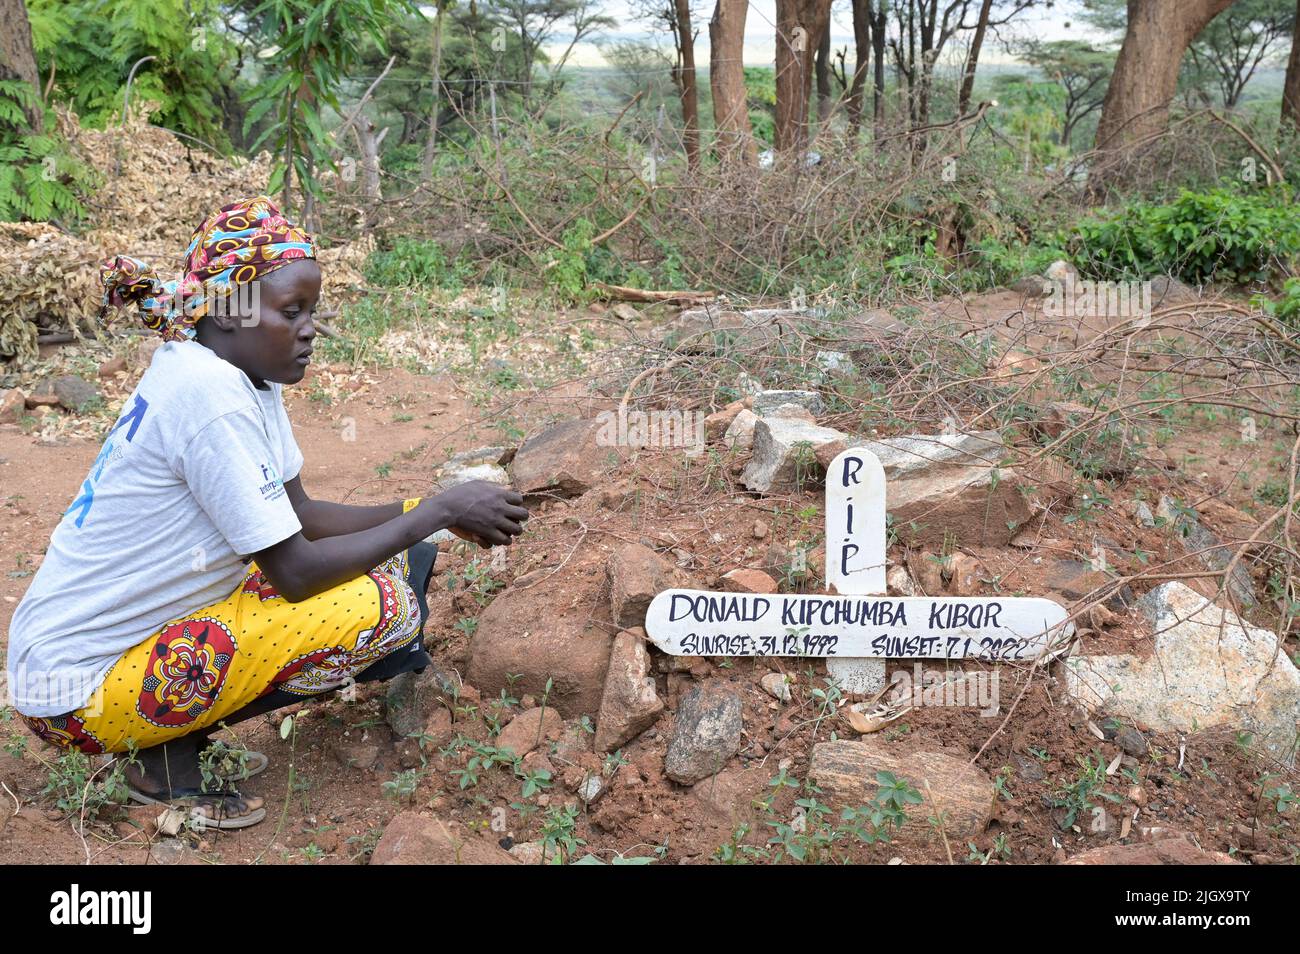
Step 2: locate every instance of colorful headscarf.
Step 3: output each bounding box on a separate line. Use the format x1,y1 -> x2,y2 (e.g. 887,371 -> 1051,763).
99,195 -> 316,341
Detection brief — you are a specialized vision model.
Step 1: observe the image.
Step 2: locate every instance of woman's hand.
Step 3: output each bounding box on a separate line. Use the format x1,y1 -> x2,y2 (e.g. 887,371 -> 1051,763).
422,481 -> 529,547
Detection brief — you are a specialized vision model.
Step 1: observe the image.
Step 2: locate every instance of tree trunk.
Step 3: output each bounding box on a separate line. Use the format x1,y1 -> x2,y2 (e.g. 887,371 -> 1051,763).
870,0 -> 886,139
422,0 -> 447,181
847,0 -> 871,136
815,17 -> 832,123
709,0 -> 756,164
1094,0 -> 1236,155
354,118 -> 386,221
0,0 -> 43,131
957,0 -> 994,117
673,0 -> 701,170
1284,0 -> 1300,129
774,0 -> 833,153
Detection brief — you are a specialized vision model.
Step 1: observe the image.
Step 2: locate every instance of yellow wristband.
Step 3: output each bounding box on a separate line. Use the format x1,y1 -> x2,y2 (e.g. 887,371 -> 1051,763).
402,497 -> 423,514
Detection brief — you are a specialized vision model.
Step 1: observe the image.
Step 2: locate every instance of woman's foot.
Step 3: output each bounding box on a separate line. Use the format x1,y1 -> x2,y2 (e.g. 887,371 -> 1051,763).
118,736 -> 265,826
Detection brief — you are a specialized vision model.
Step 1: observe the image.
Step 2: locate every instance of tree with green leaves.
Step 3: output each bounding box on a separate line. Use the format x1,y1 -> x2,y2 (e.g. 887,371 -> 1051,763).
1019,39 -> 1114,148
0,0 -> 91,221
487,0 -> 615,104
240,0 -> 420,221
1187,0 -> 1295,108
28,0 -> 240,149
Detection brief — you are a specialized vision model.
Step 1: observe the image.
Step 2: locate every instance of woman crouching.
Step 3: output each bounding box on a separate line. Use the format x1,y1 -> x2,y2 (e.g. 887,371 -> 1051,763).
4,196 -> 528,828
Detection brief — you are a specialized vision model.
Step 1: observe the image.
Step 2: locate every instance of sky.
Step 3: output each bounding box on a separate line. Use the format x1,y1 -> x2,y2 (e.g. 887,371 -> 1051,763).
541,0 -> 1113,67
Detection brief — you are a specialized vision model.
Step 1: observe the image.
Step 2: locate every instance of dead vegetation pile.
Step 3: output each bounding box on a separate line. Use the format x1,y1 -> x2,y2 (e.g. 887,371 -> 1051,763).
0,108 -> 371,367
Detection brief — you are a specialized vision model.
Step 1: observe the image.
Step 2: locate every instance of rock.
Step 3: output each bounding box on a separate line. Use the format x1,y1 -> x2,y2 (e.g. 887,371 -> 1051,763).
752,390 -> 824,418
910,551 -> 945,594
1157,496 -> 1255,608
608,542 -> 686,628
1063,582 -> 1300,763
690,765 -> 770,817
863,429 -> 1003,477
553,718 -> 594,764
765,403 -> 816,422
735,371 -> 763,396
24,391 -> 58,409
149,840 -> 186,865
385,664 -> 455,739
816,351 -> 855,376
468,579 -> 615,718
946,553 -> 985,596
807,740 -> 995,846
861,430 -> 1027,547
761,672 -> 792,702
886,564 -> 917,597
437,446 -> 511,488
97,355 -> 127,379
332,740 -> 380,771
576,774 -> 604,803
1115,726 -> 1149,758
751,519 -> 769,539
37,375 -> 100,413
509,841 -> 546,864
1011,751 -> 1045,782
610,303 -> 640,321
1127,499 -> 1156,528
719,568 -> 777,594
0,389 -> 23,424
594,631 -> 664,753
496,706 -> 564,758
511,418 -> 623,498
1035,401 -> 1093,441
705,401 -> 746,441
1045,260 -> 1077,283
371,812 -> 518,865
1009,275 -> 1051,298
723,408 -> 759,451
664,683 -> 743,784
1063,836 -> 1237,865
1041,558 -> 1128,608
1149,276 -> 1198,306
741,417 -> 851,494
423,707 -> 454,747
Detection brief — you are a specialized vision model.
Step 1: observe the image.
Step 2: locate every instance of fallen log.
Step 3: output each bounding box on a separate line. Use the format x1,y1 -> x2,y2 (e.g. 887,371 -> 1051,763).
591,282 -> 717,304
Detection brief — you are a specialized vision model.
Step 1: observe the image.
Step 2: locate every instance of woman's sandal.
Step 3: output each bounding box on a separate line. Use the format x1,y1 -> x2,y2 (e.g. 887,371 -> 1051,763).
127,782 -> 267,830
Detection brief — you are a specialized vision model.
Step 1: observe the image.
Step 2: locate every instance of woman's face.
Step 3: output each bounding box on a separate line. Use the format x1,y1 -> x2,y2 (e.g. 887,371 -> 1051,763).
212,259 -> 321,388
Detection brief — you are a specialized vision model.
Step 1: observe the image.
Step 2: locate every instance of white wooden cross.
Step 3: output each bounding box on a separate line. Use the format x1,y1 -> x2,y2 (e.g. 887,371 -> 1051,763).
646,448 -> 1072,694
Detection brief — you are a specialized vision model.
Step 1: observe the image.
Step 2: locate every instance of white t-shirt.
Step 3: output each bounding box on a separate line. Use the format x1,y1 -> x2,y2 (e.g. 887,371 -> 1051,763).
6,340 -> 305,717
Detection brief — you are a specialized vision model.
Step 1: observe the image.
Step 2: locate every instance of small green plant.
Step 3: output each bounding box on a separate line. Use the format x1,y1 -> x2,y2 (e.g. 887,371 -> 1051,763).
381,769 -> 420,803
1049,752 -> 1121,829
538,803 -> 585,863
40,749 -> 132,825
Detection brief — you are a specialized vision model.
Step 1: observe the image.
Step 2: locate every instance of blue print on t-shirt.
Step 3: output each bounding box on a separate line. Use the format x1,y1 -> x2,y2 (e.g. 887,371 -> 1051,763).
65,394 -> 150,528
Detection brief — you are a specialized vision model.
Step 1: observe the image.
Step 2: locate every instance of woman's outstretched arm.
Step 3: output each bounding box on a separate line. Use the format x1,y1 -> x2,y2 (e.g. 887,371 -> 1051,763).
256,480 -> 529,602
285,476 -> 406,539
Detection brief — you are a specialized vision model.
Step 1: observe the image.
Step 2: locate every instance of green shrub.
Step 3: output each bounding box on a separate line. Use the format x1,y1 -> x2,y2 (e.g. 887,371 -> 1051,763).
363,237 -> 468,289
1254,277 -> 1300,330
1070,186 -> 1300,285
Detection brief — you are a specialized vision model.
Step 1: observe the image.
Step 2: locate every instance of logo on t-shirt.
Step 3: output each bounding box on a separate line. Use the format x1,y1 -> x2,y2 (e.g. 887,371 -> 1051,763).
257,461 -> 286,501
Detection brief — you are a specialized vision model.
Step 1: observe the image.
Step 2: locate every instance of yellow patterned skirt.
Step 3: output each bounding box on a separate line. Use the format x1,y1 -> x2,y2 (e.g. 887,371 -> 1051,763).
22,525 -> 429,755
